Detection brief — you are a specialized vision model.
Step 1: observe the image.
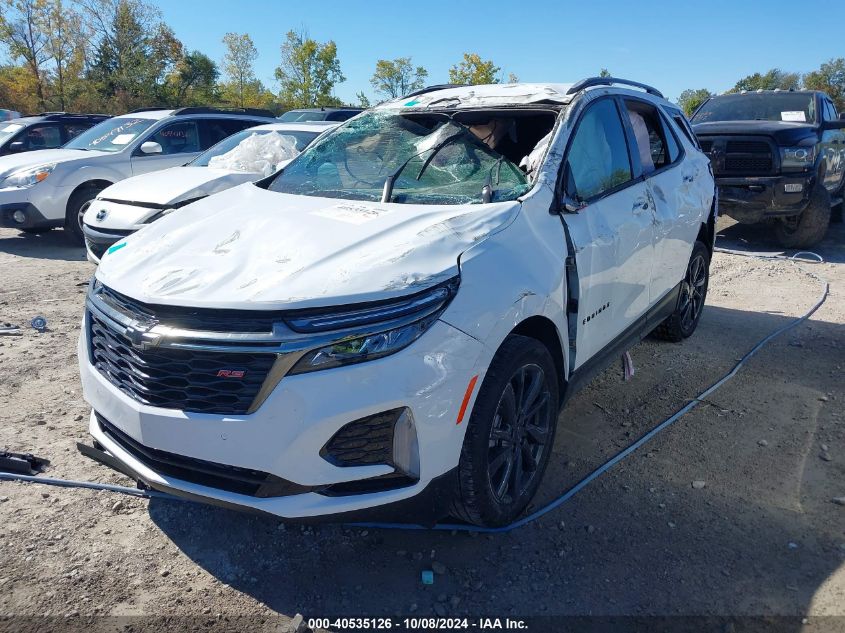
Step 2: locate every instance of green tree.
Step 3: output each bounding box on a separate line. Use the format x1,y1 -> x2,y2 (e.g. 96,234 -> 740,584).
275,29 -> 344,108
599,68 -> 611,78
0,0 -> 51,109
729,68 -> 800,93
83,0 -> 183,111
804,58 -> 845,111
169,50 -> 218,105
43,0 -> 86,110
369,56 -> 427,99
448,52 -> 500,85
221,32 -> 257,108
677,88 -> 714,116
356,90 -> 371,108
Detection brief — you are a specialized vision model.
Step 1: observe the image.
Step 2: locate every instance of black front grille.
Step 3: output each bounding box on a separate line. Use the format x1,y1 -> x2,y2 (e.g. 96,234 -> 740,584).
88,310 -> 275,414
97,415 -> 315,497
699,136 -> 775,176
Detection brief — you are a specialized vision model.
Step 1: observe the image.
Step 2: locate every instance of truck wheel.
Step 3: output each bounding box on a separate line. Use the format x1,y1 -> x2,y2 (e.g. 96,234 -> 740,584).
653,240 -> 710,343
451,334 -> 559,527
774,185 -> 831,248
64,188 -> 102,245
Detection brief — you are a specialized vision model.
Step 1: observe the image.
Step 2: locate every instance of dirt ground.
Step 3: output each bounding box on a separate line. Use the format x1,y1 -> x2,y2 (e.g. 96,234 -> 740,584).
0,216 -> 843,632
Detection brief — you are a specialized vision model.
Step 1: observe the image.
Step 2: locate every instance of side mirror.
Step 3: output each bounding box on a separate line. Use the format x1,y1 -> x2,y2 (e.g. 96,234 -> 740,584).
139,141 -> 163,155
823,120 -> 845,131
8,141 -> 24,153
562,194 -> 585,213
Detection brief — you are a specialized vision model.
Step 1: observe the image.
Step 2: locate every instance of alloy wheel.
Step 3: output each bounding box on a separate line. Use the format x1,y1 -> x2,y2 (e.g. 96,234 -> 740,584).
487,363 -> 553,504
678,253 -> 707,331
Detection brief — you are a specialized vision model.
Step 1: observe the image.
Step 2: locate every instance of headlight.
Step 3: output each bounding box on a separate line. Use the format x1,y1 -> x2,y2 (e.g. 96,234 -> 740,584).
287,277 -> 459,375
780,146 -> 815,171
2,163 -> 56,188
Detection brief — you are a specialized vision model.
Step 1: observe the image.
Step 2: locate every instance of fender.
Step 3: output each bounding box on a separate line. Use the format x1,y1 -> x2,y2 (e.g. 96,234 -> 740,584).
54,161 -> 130,190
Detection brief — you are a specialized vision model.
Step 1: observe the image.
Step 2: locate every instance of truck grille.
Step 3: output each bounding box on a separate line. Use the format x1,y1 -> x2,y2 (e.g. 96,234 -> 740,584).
88,309 -> 276,415
698,136 -> 775,176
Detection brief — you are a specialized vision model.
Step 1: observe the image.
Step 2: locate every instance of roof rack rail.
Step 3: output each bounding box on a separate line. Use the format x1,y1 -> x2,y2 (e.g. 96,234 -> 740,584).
129,107 -> 170,113
403,84 -> 469,99
172,106 -> 275,118
37,112 -> 110,120
567,77 -> 664,99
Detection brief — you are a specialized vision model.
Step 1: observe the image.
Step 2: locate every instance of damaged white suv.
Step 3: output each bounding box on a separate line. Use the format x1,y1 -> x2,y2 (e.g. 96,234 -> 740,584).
79,79 -> 715,527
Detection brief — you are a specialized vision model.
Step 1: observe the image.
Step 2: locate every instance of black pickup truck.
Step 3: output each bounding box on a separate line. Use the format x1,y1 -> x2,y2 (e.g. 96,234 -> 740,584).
691,90 -> 845,247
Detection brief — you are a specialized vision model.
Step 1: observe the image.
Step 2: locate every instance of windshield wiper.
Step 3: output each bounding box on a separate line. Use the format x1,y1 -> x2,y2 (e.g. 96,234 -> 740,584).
481,156 -> 505,203
381,128 -> 467,203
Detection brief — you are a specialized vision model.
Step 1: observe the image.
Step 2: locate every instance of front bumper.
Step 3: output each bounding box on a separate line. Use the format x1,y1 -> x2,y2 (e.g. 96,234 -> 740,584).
0,184 -> 72,228
79,317 -> 486,521
83,222 -> 133,263
716,174 -> 814,223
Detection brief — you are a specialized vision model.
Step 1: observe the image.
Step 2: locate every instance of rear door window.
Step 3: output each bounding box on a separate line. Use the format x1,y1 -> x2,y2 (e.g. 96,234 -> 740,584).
63,122 -> 90,142
624,100 -> 679,175
201,119 -> 257,148
564,98 -> 633,201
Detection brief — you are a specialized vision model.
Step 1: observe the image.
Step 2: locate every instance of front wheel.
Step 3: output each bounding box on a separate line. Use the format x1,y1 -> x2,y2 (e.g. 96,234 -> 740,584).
653,240 -> 710,342
64,188 -> 102,245
451,335 -> 559,527
774,185 -> 831,248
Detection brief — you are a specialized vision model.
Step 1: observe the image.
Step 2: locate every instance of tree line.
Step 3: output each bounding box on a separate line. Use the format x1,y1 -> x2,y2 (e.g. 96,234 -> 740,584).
0,0 -> 517,115
677,61 -> 845,116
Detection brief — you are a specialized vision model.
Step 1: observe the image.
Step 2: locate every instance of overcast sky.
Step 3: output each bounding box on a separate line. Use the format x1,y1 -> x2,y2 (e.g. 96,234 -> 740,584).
155,0 -> 844,104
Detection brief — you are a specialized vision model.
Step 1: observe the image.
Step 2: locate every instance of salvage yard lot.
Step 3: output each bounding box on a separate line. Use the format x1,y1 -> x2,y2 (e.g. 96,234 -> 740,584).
0,218 -> 843,628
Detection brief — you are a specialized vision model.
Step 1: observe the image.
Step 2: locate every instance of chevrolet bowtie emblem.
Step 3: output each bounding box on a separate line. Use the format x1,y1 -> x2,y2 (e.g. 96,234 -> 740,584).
125,324 -> 160,350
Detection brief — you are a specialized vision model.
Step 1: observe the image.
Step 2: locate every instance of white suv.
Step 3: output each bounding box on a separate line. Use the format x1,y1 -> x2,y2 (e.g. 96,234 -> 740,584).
0,107 -> 275,242
82,121 -> 338,262
78,79 -> 715,527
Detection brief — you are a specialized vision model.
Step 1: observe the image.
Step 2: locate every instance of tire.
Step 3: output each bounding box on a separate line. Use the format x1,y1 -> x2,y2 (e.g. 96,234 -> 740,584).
653,240 -> 710,343
774,185 -> 831,248
451,334 -> 560,527
19,227 -> 52,235
64,188 -> 102,245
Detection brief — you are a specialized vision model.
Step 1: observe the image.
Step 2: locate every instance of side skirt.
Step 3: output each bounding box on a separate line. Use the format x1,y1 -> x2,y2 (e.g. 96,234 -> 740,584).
560,282 -> 681,406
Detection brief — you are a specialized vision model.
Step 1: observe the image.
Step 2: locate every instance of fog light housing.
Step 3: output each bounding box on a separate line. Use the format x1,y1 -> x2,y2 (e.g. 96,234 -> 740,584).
784,183 -> 803,193
12,210 -> 26,224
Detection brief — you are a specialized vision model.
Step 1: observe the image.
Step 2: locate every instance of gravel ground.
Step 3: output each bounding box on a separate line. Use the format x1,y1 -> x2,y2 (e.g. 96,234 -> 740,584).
0,217 -> 843,632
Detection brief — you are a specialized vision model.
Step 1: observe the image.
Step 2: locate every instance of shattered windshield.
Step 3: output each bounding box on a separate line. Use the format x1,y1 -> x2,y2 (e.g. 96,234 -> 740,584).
267,111 -> 531,205
692,93 -> 816,124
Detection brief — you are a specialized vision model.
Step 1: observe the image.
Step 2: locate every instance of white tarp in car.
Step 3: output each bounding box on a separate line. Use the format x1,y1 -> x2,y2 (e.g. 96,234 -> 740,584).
208,132 -> 300,176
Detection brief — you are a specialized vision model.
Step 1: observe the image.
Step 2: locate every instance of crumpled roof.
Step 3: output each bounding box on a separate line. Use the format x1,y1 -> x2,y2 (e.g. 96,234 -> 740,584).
375,83 -> 576,110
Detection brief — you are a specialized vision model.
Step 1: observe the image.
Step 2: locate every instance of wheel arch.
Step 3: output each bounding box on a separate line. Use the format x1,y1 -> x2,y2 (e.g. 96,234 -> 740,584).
66,179 -> 113,215
508,315 -> 566,392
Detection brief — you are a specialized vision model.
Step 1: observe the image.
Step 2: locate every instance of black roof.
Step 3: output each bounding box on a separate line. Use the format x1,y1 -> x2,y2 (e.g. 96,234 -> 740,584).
282,107 -> 363,113
13,112 -> 111,124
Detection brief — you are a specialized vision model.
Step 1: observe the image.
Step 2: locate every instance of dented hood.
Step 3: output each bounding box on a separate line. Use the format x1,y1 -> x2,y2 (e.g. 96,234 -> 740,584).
99,166 -> 257,207
95,183 -> 520,310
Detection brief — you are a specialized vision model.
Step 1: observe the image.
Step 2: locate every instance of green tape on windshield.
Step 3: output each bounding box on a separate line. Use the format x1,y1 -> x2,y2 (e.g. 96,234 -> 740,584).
107,242 -> 126,255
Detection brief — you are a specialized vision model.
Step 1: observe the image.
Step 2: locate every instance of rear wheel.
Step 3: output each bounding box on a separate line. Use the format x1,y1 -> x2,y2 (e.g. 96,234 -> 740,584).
774,185 -> 831,248
64,188 -> 102,245
653,240 -> 710,342
451,335 -> 559,527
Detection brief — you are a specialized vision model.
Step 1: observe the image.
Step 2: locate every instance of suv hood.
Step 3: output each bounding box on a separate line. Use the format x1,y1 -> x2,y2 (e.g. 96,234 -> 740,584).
0,148 -> 108,179
95,183 -> 520,310
693,120 -> 818,145
99,166 -> 258,207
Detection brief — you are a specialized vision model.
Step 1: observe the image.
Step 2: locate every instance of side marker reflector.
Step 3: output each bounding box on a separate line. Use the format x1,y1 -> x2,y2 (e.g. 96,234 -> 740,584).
456,375 -> 479,425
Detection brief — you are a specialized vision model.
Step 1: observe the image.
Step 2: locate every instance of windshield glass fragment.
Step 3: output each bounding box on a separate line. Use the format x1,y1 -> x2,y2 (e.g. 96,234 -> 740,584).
268,111 -> 534,205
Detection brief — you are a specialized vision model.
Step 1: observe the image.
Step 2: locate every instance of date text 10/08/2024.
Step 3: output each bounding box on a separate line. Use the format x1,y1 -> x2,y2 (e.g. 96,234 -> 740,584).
307,618 -> 529,630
